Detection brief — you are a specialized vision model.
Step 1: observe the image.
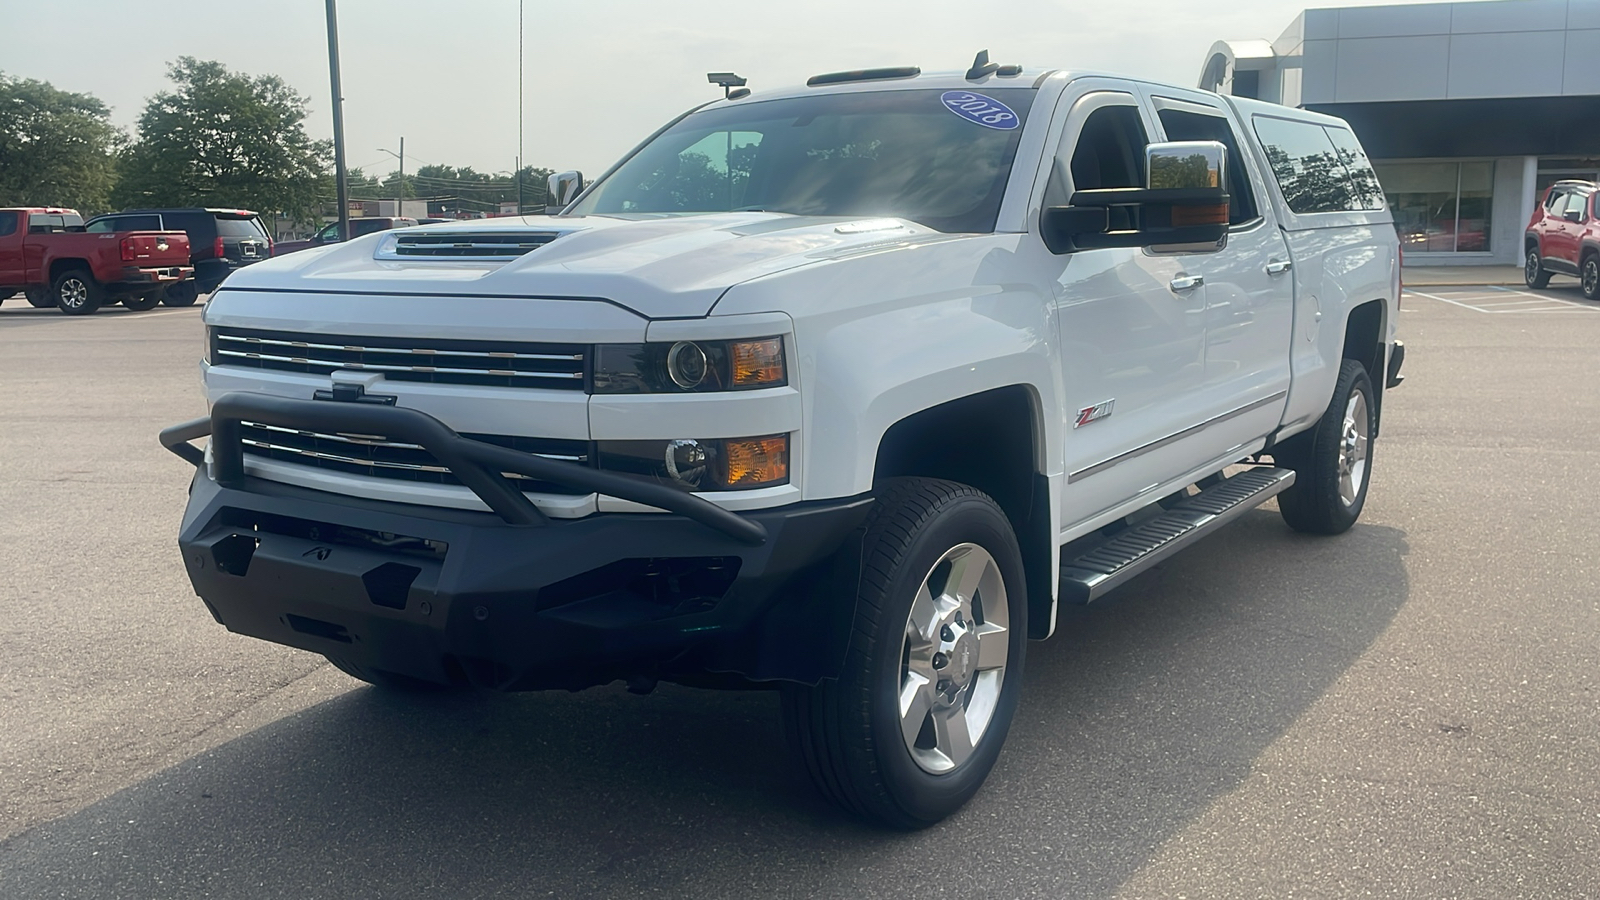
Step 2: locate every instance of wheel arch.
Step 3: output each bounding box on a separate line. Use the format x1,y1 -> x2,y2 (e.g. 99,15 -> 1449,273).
872,385 -> 1056,640
1341,298 -> 1387,436
48,257 -> 94,283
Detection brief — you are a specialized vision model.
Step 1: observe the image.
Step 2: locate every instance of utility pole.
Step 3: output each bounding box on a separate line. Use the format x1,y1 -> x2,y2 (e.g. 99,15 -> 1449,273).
398,136 -> 405,217
517,0 -> 525,215
325,0 -> 350,241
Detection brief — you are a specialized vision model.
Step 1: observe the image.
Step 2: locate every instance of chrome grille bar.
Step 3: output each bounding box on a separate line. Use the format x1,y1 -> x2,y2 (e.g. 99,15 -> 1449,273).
215,349 -> 584,380
215,333 -> 581,362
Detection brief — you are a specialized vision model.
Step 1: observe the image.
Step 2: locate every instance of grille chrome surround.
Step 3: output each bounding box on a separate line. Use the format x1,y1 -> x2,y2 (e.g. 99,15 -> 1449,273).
211,327 -> 586,390
376,231 -> 561,259
239,422 -> 592,494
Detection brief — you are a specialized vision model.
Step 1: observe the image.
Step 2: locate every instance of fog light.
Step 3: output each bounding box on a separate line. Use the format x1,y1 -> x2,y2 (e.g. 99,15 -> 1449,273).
723,435 -> 788,487
667,341 -> 709,389
664,439 -> 710,488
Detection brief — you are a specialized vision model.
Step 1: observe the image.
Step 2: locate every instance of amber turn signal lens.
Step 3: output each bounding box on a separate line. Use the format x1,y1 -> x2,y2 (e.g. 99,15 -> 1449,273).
731,338 -> 785,387
722,435 -> 788,487
1171,202 -> 1230,227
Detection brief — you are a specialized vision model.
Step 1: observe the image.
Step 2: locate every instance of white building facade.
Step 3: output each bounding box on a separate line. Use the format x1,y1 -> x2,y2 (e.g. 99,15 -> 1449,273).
1204,0 -> 1600,266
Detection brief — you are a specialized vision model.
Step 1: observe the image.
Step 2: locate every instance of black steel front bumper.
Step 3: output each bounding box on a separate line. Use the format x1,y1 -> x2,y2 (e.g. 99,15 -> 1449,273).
162,393 -> 873,690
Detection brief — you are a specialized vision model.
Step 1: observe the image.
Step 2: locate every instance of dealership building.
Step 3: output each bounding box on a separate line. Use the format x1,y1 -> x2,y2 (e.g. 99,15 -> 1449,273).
1203,0 -> 1600,266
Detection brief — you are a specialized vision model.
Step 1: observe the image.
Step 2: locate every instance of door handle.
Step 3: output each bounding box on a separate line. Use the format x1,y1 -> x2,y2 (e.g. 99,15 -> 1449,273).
1169,274 -> 1204,292
1265,259 -> 1293,275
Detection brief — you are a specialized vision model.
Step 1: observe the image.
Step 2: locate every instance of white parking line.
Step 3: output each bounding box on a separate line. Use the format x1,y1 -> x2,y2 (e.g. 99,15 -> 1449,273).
1405,287 -> 1599,314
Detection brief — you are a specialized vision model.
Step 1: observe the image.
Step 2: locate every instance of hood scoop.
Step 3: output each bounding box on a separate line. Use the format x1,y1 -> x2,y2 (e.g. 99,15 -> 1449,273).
376,231 -> 562,260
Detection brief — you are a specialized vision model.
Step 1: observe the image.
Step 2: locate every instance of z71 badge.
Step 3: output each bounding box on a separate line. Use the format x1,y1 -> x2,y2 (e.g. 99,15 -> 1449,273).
1075,399 -> 1115,428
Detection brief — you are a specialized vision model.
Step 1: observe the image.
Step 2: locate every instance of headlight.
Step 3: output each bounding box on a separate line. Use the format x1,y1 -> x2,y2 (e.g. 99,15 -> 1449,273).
593,337 -> 787,393
597,434 -> 789,491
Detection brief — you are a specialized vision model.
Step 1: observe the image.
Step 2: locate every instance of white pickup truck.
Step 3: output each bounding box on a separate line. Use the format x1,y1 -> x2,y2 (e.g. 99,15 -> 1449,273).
162,57 -> 1403,828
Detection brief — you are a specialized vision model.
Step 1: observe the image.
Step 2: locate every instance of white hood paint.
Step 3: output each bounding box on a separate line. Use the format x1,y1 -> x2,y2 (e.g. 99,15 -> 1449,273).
225,213 -> 958,319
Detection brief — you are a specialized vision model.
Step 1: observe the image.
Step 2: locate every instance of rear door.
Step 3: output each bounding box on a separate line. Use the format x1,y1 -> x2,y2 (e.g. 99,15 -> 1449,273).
1144,88 -> 1294,453
1547,192 -> 1586,269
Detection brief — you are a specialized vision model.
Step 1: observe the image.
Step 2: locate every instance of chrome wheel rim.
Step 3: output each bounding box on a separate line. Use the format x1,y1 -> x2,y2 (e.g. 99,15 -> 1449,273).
898,542 -> 1009,774
1584,259 -> 1598,297
60,279 -> 87,309
1338,390 -> 1370,507
1527,251 -> 1541,285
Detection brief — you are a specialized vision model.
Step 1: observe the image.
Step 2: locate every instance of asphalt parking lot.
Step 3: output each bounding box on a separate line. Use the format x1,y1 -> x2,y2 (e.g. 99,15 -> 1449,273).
2,283 -> 1598,899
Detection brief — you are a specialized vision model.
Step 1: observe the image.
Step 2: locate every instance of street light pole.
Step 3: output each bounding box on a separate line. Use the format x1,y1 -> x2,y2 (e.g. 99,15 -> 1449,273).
325,0 -> 350,241
398,136 -> 405,217
517,0 -> 524,215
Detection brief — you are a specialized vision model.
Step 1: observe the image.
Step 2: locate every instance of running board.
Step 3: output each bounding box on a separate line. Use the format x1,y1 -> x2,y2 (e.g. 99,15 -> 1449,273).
1058,466 -> 1296,604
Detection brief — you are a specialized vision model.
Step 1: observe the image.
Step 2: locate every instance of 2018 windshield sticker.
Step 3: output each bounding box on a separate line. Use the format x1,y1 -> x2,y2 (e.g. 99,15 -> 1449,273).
940,92 -> 1019,130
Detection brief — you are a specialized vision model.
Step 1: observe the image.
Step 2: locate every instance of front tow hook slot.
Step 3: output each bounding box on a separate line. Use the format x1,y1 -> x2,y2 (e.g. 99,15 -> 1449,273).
362,562 -> 421,610
212,533 -> 259,577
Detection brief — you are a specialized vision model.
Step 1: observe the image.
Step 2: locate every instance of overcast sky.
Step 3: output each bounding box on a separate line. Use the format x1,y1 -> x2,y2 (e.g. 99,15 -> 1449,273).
5,0 -> 1449,182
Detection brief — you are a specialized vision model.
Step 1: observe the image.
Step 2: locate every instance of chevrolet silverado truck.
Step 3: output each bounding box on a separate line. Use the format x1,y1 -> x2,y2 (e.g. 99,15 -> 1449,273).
161,58 -> 1404,828
0,207 -> 193,314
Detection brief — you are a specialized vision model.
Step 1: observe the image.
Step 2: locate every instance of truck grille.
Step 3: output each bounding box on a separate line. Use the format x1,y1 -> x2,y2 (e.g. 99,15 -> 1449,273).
211,327 -> 586,390
239,422 -> 592,495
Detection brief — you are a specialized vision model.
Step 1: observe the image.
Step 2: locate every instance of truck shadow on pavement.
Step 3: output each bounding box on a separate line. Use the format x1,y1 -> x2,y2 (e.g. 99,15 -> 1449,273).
0,510 -> 1408,900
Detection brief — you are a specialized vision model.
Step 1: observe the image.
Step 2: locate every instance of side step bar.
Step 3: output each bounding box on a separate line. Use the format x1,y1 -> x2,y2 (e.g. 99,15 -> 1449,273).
1058,466 -> 1296,604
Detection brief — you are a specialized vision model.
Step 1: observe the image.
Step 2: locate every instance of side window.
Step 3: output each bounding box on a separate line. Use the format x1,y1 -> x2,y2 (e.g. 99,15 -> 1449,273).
86,217 -> 122,233
1545,189 -> 1567,212
1565,193 -> 1590,220
317,222 -> 342,242
1322,127 -> 1385,211
1155,107 -> 1259,225
0,211 -> 16,237
1252,116 -> 1360,214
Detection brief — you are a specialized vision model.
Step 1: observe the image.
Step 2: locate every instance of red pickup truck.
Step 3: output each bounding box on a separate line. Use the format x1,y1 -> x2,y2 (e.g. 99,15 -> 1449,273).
0,207 -> 194,314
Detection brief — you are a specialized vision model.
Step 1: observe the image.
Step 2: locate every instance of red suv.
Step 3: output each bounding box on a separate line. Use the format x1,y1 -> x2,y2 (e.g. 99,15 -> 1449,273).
1526,180 -> 1600,299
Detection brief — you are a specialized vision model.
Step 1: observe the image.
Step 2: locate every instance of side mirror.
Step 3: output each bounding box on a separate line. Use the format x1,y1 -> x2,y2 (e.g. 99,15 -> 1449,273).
547,171 -> 584,213
1564,208 -> 1583,224
1041,140 -> 1230,254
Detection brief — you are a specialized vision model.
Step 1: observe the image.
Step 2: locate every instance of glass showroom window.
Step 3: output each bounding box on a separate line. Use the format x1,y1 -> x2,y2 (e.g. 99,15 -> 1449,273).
1374,161 -> 1494,253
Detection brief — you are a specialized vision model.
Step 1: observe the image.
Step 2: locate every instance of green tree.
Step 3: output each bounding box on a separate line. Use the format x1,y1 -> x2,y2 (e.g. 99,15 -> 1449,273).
114,58 -> 330,223
0,72 -> 122,212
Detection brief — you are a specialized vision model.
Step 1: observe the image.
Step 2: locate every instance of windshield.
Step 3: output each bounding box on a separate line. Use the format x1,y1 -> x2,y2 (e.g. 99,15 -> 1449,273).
569,87 -> 1037,233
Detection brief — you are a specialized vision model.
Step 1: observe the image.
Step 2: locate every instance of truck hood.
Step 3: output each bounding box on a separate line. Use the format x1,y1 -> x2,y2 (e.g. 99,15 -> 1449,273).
229,213 -> 954,318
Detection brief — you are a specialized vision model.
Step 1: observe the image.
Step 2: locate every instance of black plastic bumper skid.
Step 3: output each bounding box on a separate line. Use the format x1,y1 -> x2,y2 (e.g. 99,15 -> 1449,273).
159,391 -> 768,545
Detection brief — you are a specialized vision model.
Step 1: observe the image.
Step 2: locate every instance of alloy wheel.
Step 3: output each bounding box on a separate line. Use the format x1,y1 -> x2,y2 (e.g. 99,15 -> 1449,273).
898,542 -> 1010,774
59,278 -> 87,309
1338,390 -> 1370,507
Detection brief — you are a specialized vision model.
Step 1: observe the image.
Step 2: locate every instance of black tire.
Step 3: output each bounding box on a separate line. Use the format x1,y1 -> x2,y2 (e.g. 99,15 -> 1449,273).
781,477 -> 1027,829
324,655 -> 463,692
1276,358 -> 1375,535
1526,247 -> 1552,289
24,287 -> 53,308
121,292 -> 163,312
1582,253 -> 1599,301
161,280 -> 199,307
53,268 -> 103,315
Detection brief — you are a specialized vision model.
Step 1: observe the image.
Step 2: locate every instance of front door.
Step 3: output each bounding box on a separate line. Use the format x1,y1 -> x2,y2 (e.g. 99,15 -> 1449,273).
1026,85 -> 1216,530
1144,88 -> 1294,457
